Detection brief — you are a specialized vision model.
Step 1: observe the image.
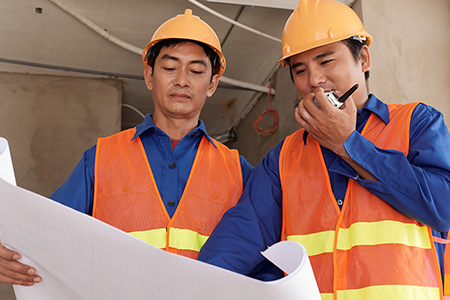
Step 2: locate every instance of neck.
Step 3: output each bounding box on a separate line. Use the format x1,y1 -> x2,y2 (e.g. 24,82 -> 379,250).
354,87 -> 370,110
152,114 -> 199,140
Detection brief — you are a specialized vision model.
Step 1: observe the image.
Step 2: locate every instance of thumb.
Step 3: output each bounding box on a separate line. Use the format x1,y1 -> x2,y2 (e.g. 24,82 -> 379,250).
341,96 -> 357,115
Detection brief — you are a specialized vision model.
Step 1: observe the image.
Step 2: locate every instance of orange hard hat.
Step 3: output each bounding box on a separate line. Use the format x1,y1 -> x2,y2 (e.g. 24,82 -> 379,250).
279,0 -> 372,66
142,9 -> 226,77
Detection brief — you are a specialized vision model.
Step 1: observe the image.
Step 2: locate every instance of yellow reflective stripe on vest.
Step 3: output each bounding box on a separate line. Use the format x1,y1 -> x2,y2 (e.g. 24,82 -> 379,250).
169,228 -> 209,252
288,221 -> 431,256
129,228 -> 167,248
336,285 -> 440,300
337,220 -> 431,250
321,293 -> 334,300
287,230 -> 335,256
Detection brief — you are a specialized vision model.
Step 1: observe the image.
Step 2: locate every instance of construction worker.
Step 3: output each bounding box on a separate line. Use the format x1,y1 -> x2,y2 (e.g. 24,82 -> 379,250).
198,0 -> 450,299
0,9 -> 253,286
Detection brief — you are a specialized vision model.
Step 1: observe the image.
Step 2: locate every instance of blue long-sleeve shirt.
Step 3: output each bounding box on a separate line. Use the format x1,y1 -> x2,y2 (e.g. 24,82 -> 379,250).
198,94 -> 450,282
50,115 -> 254,218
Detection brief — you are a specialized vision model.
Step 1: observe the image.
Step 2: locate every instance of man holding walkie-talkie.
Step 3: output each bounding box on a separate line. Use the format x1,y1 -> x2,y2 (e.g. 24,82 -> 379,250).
198,0 -> 450,299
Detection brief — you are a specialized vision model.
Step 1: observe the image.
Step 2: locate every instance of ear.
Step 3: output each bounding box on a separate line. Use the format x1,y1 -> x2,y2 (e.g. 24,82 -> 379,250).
359,45 -> 372,73
206,74 -> 219,98
143,65 -> 154,91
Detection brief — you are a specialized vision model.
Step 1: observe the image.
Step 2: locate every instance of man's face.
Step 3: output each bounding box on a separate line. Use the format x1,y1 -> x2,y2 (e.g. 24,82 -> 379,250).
144,42 -> 219,121
290,41 -> 371,108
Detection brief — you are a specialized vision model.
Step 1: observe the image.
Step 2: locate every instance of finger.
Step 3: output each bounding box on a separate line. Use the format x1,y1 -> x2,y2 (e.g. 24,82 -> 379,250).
0,242 -> 42,285
302,92 -> 321,113
1,257 -> 34,272
0,248 -> 39,283
295,105 -> 313,132
0,271 -> 40,286
296,100 -> 311,123
0,260 -> 41,285
341,96 -> 356,113
294,107 -> 305,127
0,257 -> 39,278
311,87 -> 331,109
0,242 -> 21,261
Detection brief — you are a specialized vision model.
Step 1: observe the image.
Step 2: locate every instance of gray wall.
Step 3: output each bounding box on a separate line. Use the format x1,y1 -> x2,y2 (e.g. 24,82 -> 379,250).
0,72 -> 122,196
0,72 -> 122,298
227,65 -> 300,167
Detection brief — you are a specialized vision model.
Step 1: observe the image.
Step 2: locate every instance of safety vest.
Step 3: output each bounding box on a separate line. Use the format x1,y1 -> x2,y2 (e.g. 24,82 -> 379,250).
279,103 -> 442,300
445,233 -> 450,296
93,128 -> 243,259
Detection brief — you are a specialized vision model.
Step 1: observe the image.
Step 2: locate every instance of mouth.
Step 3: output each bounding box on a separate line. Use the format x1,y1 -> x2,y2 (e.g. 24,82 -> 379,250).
170,92 -> 191,100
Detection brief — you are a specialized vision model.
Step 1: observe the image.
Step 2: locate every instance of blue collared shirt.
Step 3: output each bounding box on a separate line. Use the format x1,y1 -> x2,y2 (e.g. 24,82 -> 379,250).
51,115 -> 254,218
198,94 -> 450,282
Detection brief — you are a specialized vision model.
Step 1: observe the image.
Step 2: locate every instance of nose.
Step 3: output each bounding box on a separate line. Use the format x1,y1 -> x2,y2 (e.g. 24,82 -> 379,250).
174,68 -> 190,87
308,65 -> 326,88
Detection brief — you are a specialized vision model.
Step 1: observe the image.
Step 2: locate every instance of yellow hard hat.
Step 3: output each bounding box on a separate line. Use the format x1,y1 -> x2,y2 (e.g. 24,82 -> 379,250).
142,9 -> 226,77
279,0 -> 372,66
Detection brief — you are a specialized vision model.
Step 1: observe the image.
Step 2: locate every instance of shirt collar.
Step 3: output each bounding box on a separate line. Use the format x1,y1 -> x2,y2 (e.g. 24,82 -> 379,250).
302,94 -> 389,144
131,114 -> 156,140
131,114 -> 217,147
359,94 -> 390,125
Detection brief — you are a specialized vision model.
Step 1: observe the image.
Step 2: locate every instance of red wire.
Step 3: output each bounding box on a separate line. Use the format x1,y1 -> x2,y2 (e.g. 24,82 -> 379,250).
254,83 -> 278,135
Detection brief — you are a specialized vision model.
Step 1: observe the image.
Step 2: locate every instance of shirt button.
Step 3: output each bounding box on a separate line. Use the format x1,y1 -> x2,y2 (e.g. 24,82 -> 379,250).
168,200 -> 175,207
337,199 -> 344,206
169,162 -> 176,169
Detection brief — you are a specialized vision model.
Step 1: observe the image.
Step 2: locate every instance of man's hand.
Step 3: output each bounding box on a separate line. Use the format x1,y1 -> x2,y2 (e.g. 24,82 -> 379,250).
295,87 -> 377,181
0,241 -> 41,286
294,87 -> 357,158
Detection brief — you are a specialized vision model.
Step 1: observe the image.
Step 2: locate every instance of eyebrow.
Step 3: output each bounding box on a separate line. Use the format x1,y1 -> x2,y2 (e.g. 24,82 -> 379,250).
160,54 -> 208,68
291,51 -> 335,69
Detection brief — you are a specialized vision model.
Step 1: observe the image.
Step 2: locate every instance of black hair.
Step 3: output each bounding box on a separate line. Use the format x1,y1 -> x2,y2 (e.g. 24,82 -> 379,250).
288,37 -> 370,81
145,39 -> 220,81
341,37 -> 370,80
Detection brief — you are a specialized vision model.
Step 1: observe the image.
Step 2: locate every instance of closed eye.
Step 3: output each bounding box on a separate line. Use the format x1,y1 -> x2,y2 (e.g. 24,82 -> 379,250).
295,68 -> 307,75
321,59 -> 333,65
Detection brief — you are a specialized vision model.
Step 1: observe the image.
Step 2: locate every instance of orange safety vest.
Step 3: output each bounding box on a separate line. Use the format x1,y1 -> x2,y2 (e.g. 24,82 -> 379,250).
279,103 -> 443,300
92,128 -> 243,259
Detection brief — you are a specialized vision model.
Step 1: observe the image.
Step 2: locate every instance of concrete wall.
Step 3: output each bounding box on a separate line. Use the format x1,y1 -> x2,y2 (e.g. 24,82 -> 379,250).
228,66 -> 300,167
0,72 -> 122,196
230,0 -> 450,165
361,0 -> 450,125
0,72 -> 122,299
224,49 -> 308,164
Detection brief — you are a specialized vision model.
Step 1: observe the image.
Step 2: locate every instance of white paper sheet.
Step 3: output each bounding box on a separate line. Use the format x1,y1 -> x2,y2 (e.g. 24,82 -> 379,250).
0,178 -> 321,299
0,137 -> 16,186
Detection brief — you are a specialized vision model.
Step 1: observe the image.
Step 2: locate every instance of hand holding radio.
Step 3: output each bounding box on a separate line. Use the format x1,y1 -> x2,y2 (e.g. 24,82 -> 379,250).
294,84 -> 359,156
